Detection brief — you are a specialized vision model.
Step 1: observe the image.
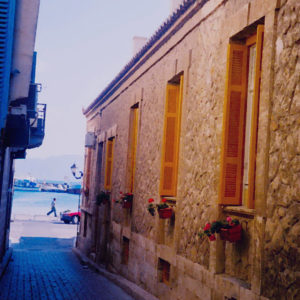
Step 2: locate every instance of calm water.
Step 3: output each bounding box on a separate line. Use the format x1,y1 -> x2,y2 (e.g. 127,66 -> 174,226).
12,191 -> 80,216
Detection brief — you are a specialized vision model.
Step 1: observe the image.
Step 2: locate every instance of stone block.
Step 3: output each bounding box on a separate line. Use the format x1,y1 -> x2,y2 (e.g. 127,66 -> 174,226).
157,244 -> 176,265
223,3 -> 249,39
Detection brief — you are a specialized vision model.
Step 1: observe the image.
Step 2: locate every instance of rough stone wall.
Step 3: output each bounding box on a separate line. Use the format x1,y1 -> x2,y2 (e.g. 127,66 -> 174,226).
80,0 -> 299,299
263,0 -> 300,299
176,3 -> 228,269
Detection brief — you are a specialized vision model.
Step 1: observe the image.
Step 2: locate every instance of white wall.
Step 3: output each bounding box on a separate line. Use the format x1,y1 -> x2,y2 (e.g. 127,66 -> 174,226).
9,0 -> 40,101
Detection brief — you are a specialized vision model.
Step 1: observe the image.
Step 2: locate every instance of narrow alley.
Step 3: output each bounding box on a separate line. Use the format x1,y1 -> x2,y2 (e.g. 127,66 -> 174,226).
0,219 -> 134,300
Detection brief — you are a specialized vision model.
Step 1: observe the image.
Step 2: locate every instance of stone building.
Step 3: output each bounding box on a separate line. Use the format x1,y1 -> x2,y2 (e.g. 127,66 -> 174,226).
0,0 -> 45,276
78,0 -> 299,299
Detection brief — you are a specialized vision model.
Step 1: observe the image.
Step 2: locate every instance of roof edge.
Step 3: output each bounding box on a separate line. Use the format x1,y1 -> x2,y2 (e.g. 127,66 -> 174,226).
83,0 -> 202,116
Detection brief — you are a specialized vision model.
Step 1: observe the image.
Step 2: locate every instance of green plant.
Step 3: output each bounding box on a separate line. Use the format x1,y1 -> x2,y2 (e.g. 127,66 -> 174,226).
96,191 -> 110,205
147,198 -> 155,216
156,198 -> 169,211
199,217 -> 240,241
147,198 -> 170,216
116,192 -> 133,205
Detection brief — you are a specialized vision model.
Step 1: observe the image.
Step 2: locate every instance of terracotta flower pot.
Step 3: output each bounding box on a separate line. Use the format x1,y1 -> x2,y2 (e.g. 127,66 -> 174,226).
158,208 -> 173,219
122,201 -> 132,209
220,224 -> 242,242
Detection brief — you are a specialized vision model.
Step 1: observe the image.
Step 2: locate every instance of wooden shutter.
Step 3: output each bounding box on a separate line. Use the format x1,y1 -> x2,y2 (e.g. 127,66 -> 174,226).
247,25 -> 264,209
104,138 -> 114,191
0,0 -> 15,129
129,107 -> 139,193
219,44 -> 248,205
160,75 -> 183,196
85,148 -> 92,190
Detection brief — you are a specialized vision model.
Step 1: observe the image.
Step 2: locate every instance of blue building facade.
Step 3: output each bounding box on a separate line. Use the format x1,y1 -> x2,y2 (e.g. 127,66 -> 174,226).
0,0 -> 45,275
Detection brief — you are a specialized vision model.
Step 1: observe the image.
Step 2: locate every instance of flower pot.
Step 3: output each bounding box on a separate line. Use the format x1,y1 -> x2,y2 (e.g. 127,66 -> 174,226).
158,208 -> 173,219
122,201 -> 132,209
220,224 -> 242,242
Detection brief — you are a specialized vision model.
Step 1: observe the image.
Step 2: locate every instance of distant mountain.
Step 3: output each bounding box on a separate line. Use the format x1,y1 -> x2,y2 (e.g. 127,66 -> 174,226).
14,155 -> 84,181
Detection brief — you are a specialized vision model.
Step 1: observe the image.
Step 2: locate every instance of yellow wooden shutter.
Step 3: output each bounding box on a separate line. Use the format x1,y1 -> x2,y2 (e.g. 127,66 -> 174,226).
104,138 -> 114,191
85,148 -> 92,190
247,25 -> 264,209
160,75 -> 183,196
130,107 -> 139,193
219,44 -> 248,205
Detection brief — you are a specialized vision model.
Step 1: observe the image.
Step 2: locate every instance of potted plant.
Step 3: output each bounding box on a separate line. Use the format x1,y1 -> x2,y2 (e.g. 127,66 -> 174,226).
199,217 -> 241,242
147,198 -> 173,219
120,192 -> 133,209
147,198 -> 156,216
96,191 -> 110,206
157,198 -> 173,219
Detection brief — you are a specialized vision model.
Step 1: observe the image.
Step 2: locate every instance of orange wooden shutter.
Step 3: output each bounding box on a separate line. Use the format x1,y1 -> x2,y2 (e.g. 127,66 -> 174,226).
247,25 -> 264,209
129,107 -> 139,193
85,148 -> 92,190
104,138 -> 114,190
219,44 -> 248,205
160,75 -> 183,196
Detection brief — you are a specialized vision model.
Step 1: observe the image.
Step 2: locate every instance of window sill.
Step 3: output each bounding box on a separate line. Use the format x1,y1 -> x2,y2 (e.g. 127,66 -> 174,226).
162,197 -> 177,205
223,206 -> 255,218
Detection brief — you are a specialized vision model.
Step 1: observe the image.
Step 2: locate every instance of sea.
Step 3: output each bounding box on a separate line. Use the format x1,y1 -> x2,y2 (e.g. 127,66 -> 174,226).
12,190 -> 79,217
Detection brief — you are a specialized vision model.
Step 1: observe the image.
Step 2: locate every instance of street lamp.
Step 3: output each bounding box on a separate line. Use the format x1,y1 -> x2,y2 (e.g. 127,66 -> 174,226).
70,163 -> 83,247
70,163 -> 83,179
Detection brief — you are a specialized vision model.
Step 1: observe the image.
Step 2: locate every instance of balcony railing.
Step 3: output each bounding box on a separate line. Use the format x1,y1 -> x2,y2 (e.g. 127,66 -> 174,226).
28,103 -> 46,149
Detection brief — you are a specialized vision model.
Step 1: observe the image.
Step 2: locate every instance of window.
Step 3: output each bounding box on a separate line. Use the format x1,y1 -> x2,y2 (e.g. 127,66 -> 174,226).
83,212 -> 88,237
160,74 -> 184,196
104,138 -> 115,191
158,258 -> 170,284
219,25 -> 264,208
84,148 -> 93,201
127,104 -> 139,193
96,142 -> 104,187
122,237 -> 130,265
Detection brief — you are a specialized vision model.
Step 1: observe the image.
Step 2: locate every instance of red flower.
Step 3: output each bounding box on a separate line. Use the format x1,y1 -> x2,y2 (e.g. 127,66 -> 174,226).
204,223 -> 211,231
148,198 -> 154,203
112,199 -> 116,203
226,216 -> 232,223
209,234 -> 216,241
119,191 -> 123,194
162,198 -> 167,203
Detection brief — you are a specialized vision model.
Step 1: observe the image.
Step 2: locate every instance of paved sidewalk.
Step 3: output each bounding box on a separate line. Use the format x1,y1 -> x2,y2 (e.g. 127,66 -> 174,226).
0,221 -> 133,300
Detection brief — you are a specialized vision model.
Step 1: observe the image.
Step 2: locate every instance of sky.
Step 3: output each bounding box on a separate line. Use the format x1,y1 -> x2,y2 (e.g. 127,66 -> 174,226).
28,0 -> 170,159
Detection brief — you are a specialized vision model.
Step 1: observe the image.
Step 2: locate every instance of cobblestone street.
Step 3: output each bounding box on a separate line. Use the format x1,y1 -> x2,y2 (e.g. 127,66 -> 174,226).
0,220 -> 134,300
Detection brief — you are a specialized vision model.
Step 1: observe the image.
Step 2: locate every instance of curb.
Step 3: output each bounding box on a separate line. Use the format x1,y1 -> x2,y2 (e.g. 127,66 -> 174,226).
72,248 -> 158,300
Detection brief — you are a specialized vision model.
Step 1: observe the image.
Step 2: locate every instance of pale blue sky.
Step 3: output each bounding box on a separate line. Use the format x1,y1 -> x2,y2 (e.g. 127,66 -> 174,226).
29,0 -> 170,158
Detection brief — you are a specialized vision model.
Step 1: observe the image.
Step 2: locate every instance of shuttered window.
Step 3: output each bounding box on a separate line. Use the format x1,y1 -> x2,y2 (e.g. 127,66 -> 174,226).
0,0 -> 15,130
85,148 -> 92,191
104,138 -> 115,191
159,258 -> 171,285
128,105 -> 139,193
160,75 -> 183,196
122,237 -> 129,265
219,25 -> 264,207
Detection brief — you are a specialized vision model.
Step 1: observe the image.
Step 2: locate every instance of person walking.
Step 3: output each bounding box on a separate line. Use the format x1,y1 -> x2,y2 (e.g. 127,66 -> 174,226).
47,198 -> 57,217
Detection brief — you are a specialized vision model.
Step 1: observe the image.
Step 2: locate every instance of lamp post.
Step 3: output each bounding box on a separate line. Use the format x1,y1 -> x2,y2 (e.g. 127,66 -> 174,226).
70,163 -> 83,247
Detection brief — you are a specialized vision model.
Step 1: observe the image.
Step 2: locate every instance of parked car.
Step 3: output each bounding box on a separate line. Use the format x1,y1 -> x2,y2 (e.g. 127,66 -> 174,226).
60,210 -> 81,224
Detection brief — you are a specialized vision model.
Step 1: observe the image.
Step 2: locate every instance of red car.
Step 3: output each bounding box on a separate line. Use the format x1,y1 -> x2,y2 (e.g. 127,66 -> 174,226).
60,210 -> 81,224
